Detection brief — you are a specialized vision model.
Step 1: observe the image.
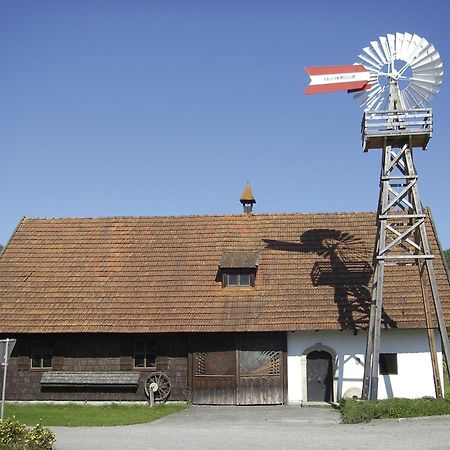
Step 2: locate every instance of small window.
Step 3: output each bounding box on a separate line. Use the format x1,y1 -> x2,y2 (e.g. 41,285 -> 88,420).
379,353 -> 398,375
134,339 -> 156,368
223,272 -> 253,287
31,340 -> 52,369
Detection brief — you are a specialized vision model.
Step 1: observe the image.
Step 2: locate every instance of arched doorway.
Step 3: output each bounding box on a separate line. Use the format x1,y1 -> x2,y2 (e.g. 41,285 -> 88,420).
307,351 -> 333,402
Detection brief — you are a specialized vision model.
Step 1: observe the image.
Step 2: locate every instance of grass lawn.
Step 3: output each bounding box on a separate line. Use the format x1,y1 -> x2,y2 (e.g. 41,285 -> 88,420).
4,402 -> 188,427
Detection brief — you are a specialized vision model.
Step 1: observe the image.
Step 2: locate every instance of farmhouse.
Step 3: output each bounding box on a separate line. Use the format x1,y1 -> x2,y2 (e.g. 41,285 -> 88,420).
1,195 -> 449,404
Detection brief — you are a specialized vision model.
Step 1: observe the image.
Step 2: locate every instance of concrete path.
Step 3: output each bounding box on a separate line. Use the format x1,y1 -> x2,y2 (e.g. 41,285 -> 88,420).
53,405 -> 450,450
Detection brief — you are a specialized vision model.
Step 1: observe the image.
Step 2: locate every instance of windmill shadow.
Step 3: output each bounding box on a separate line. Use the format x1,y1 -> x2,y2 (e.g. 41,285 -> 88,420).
264,229 -> 397,330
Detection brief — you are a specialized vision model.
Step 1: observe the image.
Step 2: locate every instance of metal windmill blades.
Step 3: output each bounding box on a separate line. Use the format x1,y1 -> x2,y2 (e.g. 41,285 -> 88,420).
354,32 -> 443,111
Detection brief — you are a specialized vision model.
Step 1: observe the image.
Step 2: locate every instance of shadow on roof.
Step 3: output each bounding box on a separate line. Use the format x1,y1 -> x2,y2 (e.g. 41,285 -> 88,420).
264,229 -> 397,331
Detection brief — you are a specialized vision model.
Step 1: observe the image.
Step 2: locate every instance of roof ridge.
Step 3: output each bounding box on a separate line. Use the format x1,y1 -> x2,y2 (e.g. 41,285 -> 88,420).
22,210 -> 378,221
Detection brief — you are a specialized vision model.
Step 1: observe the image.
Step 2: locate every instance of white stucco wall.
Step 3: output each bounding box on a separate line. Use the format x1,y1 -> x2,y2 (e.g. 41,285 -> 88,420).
287,329 -> 443,404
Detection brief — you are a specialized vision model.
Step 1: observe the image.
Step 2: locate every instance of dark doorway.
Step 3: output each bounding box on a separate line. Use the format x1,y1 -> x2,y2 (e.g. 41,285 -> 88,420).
307,351 -> 333,402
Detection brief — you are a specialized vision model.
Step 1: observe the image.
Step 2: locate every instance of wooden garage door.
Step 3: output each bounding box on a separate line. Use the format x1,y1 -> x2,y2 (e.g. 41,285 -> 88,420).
192,333 -> 284,405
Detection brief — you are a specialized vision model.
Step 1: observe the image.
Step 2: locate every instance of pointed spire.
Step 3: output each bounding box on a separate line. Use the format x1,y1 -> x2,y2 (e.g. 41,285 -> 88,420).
240,181 -> 256,214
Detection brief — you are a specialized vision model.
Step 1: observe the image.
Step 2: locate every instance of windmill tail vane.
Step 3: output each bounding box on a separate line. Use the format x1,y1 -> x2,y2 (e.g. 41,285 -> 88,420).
304,64 -> 371,94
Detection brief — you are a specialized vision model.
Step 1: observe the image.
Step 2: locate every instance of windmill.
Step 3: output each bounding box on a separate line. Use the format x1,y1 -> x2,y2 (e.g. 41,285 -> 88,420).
305,32 -> 449,401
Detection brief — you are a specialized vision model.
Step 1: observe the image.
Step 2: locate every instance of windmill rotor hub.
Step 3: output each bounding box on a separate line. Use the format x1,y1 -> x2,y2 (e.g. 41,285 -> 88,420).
391,68 -> 399,80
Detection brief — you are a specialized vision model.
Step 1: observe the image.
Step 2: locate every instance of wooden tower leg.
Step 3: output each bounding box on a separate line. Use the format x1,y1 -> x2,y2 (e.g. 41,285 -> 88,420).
419,261 -> 442,398
362,266 -> 377,400
363,144 -> 390,401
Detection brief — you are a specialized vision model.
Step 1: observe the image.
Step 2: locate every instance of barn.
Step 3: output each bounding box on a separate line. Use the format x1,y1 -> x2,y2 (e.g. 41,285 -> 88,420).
1,199 -> 449,404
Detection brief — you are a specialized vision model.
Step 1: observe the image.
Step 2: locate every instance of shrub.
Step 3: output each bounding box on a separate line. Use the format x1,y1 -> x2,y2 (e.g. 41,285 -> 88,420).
25,423 -> 56,450
339,397 -> 450,424
0,417 -> 55,450
339,398 -> 378,424
0,417 -> 26,449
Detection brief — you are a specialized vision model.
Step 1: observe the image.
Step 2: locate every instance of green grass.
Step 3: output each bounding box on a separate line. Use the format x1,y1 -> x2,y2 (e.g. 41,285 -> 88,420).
4,402 -> 188,427
339,397 -> 450,424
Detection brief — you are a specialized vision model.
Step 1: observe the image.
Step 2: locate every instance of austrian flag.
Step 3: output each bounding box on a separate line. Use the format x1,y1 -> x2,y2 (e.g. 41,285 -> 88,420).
304,65 -> 370,94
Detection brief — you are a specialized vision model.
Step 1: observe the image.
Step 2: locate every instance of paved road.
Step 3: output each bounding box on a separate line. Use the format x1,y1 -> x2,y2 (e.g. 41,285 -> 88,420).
53,405 -> 450,450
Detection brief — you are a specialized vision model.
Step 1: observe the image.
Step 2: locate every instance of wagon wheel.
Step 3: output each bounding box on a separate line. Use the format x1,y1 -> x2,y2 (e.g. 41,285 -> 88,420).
144,372 -> 171,402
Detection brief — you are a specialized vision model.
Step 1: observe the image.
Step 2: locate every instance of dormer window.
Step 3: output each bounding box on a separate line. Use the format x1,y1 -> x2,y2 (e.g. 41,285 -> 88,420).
219,251 -> 259,288
224,271 -> 252,287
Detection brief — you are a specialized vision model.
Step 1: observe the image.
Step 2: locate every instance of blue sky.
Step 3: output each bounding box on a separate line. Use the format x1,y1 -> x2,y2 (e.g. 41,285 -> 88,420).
1,1 -> 450,248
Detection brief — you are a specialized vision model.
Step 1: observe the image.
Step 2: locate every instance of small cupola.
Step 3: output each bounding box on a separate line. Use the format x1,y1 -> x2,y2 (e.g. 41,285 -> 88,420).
240,182 -> 256,214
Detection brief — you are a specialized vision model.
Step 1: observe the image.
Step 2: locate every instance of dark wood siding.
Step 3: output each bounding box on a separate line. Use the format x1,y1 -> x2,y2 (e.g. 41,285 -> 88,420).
4,333 -> 188,402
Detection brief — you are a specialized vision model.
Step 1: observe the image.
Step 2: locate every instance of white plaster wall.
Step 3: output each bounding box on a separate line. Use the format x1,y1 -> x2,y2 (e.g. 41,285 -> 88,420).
287,329 -> 442,404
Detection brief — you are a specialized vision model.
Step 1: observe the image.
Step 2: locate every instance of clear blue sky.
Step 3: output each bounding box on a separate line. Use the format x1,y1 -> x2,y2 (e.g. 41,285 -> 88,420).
1,1 -> 450,248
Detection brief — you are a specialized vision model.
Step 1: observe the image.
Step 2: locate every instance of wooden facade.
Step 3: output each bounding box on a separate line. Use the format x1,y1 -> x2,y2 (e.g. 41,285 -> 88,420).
4,332 -> 287,405
4,334 -> 188,402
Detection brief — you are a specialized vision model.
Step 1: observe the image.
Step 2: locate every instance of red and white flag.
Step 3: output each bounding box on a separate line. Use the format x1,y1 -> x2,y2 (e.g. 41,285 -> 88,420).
304,65 -> 370,94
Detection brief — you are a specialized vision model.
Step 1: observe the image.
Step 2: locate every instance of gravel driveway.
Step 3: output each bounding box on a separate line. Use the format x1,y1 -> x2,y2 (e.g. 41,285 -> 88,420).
53,405 -> 450,450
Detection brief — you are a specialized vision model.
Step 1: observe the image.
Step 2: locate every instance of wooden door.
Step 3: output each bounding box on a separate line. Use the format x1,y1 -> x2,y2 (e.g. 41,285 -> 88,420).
192,334 -> 236,404
238,333 -> 283,405
192,333 -> 284,405
306,351 -> 333,402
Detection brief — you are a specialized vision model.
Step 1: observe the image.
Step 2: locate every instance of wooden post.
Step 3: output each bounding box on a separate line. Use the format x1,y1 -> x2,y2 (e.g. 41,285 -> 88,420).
419,262 -> 442,398
1,339 -> 9,420
149,389 -> 154,407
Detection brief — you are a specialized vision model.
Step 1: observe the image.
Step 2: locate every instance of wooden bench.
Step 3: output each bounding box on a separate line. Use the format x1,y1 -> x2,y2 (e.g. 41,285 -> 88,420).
40,371 -> 140,388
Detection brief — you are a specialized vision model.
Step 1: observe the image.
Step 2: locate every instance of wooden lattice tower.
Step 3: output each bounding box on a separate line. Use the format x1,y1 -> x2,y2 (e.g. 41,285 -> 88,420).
361,80 -> 450,401
304,32 -> 449,401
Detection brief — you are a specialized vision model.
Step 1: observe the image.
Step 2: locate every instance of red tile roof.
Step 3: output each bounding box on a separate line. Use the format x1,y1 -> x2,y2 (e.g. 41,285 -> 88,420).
0,212 -> 449,333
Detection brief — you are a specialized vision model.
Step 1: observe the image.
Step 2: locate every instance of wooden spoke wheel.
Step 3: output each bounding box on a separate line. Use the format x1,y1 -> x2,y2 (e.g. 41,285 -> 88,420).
144,372 -> 171,402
